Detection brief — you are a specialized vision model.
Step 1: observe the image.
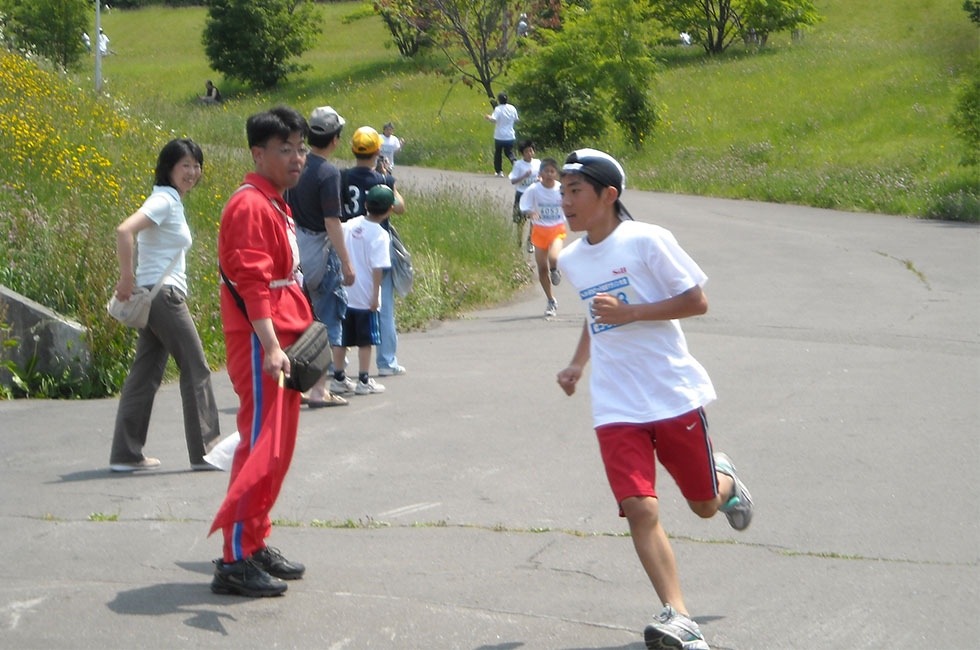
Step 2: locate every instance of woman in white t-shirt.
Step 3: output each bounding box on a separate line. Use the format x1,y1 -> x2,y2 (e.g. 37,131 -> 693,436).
109,138 -> 220,473
483,92 -> 519,177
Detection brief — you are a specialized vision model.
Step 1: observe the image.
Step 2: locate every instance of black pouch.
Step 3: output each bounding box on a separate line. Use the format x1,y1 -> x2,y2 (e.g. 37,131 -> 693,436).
220,265 -> 329,393
282,321 -> 331,392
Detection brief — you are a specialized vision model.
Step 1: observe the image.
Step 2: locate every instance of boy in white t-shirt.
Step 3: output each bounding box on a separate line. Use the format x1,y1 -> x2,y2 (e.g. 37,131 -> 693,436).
555,149 -> 754,650
379,121 -> 404,168
341,184 -> 393,395
508,139 -> 540,253
519,158 -> 566,317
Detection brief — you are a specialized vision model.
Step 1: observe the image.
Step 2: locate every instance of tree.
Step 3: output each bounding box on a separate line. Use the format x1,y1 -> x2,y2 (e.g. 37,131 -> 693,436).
950,7 -> 980,166
384,0 -> 529,105
510,0 -> 659,148
653,0 -> 741,54
740,0 -> 819,46
509,30 -> 603,147
202,0 -> 320,88
965,0 -> 980,25
0,0 -> 89,70
374,0 -> 433,57
653,0 -> 818,54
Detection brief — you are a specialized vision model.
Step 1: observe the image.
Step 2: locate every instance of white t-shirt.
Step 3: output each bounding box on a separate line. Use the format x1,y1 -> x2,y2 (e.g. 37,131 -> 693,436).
379,134 -> 402,166
343,216 -> 391,310
490,103 -> 519,140
557,220 -> 716,427
509,158 -> 541,193
519,181 -> 566,228
135,185 -> 192,295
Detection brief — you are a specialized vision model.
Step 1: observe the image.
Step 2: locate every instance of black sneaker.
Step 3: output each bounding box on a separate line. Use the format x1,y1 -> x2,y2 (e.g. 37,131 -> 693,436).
251,546 -> 305,580
210,557 -> 287,597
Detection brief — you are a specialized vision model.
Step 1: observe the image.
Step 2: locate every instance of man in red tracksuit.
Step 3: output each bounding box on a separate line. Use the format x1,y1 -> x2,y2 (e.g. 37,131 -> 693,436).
210,106 -> 312,597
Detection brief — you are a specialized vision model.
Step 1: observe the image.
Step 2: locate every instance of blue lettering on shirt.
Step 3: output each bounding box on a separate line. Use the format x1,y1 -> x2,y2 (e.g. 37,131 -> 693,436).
580,277 -> 630,334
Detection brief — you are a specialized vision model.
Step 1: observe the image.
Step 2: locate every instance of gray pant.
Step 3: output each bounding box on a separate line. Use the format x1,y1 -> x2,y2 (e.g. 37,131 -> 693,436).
110,286 -> 220,465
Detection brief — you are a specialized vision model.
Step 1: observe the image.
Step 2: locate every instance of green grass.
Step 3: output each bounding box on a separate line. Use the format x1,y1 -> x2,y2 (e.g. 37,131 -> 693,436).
0,4 -> 530,396
1,0 -> 977,396
81,0 -> 978,219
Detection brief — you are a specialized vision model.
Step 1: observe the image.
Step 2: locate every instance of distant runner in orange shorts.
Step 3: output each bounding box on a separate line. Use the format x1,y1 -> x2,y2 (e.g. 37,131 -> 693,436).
518,158 -> 567,318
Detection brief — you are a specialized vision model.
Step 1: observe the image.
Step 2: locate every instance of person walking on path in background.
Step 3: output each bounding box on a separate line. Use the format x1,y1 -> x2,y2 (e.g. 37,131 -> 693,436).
341,126 -> 407,380
379,121 -> 404,168
555,149 -> 754,650
285,105 -> 351,408
341,184 -> 395,395
210,106 -> 312,598
109,138 -> 220,473
519,157 -> 566,318
98,29 -> 113,56
82,32 -> 91,53
509,138 -> 540,253
483,92 -> 519,177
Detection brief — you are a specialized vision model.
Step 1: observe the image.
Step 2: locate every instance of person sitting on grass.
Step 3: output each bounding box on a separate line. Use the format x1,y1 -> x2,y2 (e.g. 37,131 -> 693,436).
198,80 -> 221,105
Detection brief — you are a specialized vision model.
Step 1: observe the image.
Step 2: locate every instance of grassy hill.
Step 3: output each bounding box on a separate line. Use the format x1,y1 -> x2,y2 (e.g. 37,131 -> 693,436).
82,0 -> 979,219
1,0 -> 977,396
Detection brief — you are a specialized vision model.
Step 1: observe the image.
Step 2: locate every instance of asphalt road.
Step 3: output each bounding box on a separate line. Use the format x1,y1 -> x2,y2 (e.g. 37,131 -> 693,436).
1,167 -> 977,649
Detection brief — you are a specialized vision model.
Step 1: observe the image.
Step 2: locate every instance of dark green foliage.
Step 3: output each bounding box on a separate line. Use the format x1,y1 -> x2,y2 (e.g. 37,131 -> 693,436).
509,33 -> 603,147
510,0 -> 658,148
374,0 -> 432,57
202,0 -> 320,88
653,0 -> 819,53
965,1 -> 980,25
950,61 -> 980,166
0,0 -> 89,70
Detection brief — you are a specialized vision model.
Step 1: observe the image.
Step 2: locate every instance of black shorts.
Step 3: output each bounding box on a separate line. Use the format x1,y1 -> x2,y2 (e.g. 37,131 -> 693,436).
342,307 -> 381,347
513,191 -> 526,223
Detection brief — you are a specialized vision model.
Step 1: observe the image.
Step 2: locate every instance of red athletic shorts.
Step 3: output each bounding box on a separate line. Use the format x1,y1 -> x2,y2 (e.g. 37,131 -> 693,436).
595,408 -> 718,514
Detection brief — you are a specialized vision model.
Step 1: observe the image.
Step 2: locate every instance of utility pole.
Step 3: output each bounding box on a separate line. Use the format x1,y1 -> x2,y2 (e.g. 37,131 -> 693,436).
94,0 -> 102,93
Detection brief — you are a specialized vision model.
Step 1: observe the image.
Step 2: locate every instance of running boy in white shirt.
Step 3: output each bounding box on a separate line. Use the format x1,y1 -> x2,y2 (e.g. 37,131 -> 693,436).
518,158 -> 566,317
342,184 -> 394,395
555,149 -> 754,650
509,139 -> 540,253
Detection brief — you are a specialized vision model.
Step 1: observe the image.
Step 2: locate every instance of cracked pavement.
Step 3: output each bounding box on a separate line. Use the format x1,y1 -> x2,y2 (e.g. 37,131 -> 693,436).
1,168 -> 977,648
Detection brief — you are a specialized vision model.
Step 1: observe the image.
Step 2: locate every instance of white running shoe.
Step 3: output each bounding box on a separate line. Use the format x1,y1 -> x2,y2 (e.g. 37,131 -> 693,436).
549,267 -> 561,286
329,376 -> 357,395
355,378 -> 385,395
378,365 -> 407,376
544,299 -> 558,318
644,604 -> 709,650
714,452 -> 754,530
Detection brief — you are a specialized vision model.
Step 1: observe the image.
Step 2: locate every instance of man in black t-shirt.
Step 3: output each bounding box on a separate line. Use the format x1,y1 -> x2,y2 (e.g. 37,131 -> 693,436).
285,106 -> 352,407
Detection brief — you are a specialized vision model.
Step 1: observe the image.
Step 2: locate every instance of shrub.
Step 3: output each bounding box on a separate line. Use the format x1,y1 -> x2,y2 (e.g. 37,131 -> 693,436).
202,0 -> 321,88
950,60 -> 980,166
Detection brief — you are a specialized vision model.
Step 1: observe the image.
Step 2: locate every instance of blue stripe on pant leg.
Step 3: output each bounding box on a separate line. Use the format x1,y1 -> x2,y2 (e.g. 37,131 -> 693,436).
232,333 -> 264,561
369,311 -> 381,346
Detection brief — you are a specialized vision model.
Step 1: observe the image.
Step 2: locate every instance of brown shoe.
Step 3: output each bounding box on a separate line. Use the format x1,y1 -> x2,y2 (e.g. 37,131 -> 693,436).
308,392 -> 348,408
109,457 -> 161,473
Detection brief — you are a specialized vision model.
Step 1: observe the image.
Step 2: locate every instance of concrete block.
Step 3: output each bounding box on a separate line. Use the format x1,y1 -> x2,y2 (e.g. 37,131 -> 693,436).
0,284 -> 91,386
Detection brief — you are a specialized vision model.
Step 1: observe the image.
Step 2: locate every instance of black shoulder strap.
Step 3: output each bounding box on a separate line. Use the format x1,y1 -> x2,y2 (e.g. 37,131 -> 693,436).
219,265 -> 249,320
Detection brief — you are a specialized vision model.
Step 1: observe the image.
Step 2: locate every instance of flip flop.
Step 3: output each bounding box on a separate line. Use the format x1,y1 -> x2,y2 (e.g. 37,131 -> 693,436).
308,392 -> 348,408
